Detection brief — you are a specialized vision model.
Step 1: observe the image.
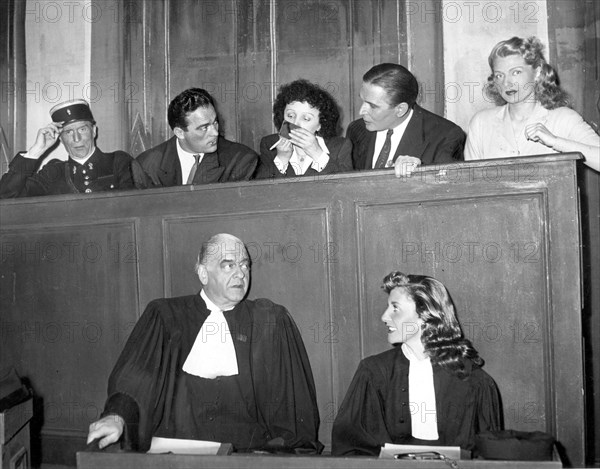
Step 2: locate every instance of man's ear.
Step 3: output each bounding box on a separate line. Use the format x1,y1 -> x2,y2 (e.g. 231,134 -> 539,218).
395,102 -> 409,118
197,264 -> 208,286
173,126 -> 185,140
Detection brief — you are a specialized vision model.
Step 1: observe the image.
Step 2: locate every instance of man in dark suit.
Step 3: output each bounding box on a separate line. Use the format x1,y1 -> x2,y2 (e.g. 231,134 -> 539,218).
132,88 -> 258,188
0,99 -> 134,197
347,63 -> 465,177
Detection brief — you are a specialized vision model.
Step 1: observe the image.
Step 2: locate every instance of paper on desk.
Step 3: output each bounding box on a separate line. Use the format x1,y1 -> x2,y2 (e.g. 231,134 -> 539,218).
147,436 -> 222,455
379,443 -> 470,460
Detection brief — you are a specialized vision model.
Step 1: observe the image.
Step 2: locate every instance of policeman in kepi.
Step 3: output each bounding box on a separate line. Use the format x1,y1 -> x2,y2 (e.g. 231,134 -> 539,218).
0,99 -> 134,198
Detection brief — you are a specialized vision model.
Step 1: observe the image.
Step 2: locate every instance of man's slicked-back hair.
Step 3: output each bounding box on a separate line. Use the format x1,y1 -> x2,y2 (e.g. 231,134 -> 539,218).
196,234 -> 221,271
363,63 -> 419,108
168,88 -> 216,131
194,233 -> 248,273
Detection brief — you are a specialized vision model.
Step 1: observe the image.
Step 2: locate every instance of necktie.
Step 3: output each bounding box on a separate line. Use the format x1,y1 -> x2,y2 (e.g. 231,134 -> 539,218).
186,154 -> 201,184
374,129 -> 394,169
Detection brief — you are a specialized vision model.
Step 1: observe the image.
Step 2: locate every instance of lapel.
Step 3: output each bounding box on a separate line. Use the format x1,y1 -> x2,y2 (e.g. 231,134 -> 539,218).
349,120 -> 376,169
159,137 -> 183,185
432,365 -> 450,434
363,129 -> 377,169
262,134 -> 294,175
432,360 -> 474,435
356,123 -> 377,169
264,134 -> 278,162
182,294 -> 211,356
194,149 -> 225,184
87,148 -> 111,175
285,164 -> 297,177
393,106 -> 427,161
223,301 -> 252,352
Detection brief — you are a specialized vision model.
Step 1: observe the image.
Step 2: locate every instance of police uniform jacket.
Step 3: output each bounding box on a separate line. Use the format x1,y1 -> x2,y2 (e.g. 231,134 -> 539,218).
0,148 -> 134,198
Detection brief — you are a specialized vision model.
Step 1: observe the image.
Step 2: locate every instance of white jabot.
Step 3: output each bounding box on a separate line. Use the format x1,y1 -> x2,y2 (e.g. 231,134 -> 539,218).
401,343 -> 439,440
182,290 -> 239,379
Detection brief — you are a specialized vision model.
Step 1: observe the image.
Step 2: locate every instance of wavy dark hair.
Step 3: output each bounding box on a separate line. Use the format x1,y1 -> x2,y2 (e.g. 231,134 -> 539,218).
272,79 -> 340,139
485,36 -> 570,109
382,271 -> 483,379
168,88 -> 216,130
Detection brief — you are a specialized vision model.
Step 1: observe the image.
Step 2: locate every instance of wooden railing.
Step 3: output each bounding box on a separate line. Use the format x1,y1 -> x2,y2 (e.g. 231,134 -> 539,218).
0,154 -> 584,466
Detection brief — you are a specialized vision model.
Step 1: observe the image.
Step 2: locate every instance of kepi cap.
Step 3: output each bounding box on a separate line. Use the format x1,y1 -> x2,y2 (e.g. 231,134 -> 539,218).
50,99 -> 95,125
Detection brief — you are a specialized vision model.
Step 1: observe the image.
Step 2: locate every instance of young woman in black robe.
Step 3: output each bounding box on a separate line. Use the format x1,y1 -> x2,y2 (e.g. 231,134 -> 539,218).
332,271 -> 502,456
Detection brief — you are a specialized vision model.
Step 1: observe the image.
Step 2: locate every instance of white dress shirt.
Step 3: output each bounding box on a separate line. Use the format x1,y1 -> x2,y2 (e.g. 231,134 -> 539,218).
176,139 -> 204,184
371,109 -> 414,168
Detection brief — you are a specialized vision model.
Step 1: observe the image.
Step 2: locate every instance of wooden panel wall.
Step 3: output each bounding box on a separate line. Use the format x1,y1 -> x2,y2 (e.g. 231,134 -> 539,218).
547,1 -> 600,464
90,0 -> 130,154
0,220 -> 140,464
125,0 -> 442,155
0,155 -> 585,466
358,194 -> 550,434
0,0 -> 26,175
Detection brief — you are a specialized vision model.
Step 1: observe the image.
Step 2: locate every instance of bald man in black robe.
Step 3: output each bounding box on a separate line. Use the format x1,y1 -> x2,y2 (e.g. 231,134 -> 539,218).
87,234 -> 322,453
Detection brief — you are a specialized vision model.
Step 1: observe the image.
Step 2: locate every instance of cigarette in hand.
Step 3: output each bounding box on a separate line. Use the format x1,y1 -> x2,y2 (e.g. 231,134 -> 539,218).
269,138 -> 283,151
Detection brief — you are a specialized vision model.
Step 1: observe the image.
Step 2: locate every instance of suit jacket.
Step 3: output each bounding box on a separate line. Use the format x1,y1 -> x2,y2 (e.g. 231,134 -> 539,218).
132,136 -> 258,188
254,134 -> 353,179
0,148 -> 134,198
347,104 -> 465,170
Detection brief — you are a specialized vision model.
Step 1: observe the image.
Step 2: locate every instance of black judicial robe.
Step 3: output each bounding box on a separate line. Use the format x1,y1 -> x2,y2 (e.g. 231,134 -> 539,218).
103,294 -> 322,453
331,346 -> 501,456
0,149 -> 134,198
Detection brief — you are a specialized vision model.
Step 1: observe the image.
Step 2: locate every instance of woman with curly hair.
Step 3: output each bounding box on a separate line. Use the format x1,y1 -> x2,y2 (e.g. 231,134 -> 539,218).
465,36 -> 599,171
254,79 -> 353,179
332,271 -> 501,456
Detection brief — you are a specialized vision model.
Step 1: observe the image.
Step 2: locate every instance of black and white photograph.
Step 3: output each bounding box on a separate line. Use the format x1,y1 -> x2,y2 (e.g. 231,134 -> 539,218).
0,1 -> 598,468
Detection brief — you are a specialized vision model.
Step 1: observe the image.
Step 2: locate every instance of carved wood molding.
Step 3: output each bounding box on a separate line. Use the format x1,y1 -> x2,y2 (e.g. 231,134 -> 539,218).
0,125 -> 12,176
130,111 -> 151,157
